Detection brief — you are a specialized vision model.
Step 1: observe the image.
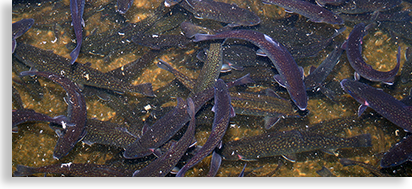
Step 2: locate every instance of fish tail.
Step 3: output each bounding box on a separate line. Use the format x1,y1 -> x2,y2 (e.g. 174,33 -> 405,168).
187,97 -> 195,118
193,34 -> 212,42
349,134 -> 372,148
13,165 -> 36,177
132,83 -> 155,97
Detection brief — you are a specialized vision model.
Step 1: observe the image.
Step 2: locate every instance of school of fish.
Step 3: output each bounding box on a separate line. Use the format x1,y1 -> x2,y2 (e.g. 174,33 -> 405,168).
12,0 -> 412,177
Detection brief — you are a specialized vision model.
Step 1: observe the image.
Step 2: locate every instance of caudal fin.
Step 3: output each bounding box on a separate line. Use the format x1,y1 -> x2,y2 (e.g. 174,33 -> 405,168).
133,83 -> 155,97
350,134 -> 372,148
193,34 -> 212,42
13,165 -> 36,177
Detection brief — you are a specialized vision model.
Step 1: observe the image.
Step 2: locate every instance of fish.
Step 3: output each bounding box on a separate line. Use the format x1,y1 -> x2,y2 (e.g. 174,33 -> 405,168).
123,97 -> 189,159
69,0 -> 85,64
316,166 -> 336,177
123,74 -> 253,159
315,0 -> 344,6
133,98 -> 196,177
261,0 -> 343,25
340,79 -> 412,132
400,47 -> 412,84
230,89 -> 302,130
219,130 -> 372,161
20,71 -> 87,159
12,109 -> 69,133
81,3 -> 172,58
13,43 -> 154,96
304,45 -> 344,91
157,59 -> 196,90
131,34 -> 192,50
193,30 -> 308,111
340,158 -> 389,177
380,135 -> 412,168
345,23 -> 400,85
206,151 -> 222,177
325,0 -> 402,14
12,18 -> 34,53
12,85 -> 23,110
339,10 -> 411,24
178,0 -> 260,27
13,163 -> 135,177
116,0 -> 134,14
81,118 -> 139,149
176,79 -> 235,177
190,42 -> 223,96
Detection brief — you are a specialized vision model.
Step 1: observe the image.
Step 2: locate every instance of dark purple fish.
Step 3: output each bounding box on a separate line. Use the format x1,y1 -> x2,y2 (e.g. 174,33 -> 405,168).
315,0 -> 344,6
326,0 -> 402,14
176,79 -> 235,177
400,47 -> 412,84
262,0 -> 343,25
69,0 -> 85,64
316,166 -> 336,177
194,30 -> 307,110
304,45 -> 344,91
340,158 -> 388,177
380,135 -> 412,168
13,163 -> 135,177
116,0 -> 134,14
12,109 -> 69,133
206,151 -> 222,177
12,18 -> 34,53
340,79 -> 412,132
123,97 -> 189,159
345,23 -> 400,85
133,98 -> 196,177
20,71 -> 87,159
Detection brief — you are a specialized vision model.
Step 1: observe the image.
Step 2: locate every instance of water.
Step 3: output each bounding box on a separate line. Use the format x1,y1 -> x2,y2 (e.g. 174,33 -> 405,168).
12,0 -> 412,177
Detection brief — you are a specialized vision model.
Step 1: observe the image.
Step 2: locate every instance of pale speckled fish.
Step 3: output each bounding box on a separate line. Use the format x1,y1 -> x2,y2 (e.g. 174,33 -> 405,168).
340,79 -> 412,132
219,130 -> 372,161
262,0 -> 343,25
176,79 -> 235,177
345,23 -> 400,85
69,0 -> 85,64
194,30 -> 307,111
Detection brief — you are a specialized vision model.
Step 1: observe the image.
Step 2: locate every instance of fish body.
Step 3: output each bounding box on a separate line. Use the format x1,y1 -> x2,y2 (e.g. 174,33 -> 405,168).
81,118 -> 139,149
219,130 -> 372,161
13,43 -> 153,96
230,90 -> 301,130
133,98 -> 196,177
345,23 -> 400,85
179,0 -> 260,27
194,30 -> 307,110
262,0 -> 343,25
380,135 -> 412,168
12,18 -> 34,53
69,0 -> 85,64
12,109 -> 69,133
400,47 -> 412,84
176,79 -> 234,177
116,0 -> 134,14
123,97 -> 189,159
340,79 -> 412,132
326,0 -> 402,14
20,71 -> 87,159
13,163 -> 135,177
304,45 -> 343,91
